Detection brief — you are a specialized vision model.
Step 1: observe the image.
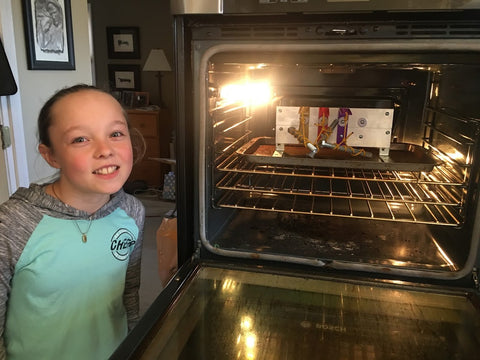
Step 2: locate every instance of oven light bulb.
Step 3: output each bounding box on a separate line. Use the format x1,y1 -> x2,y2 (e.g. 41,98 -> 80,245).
220,82 -> 272,106
241,316 -> 252,330
245,333 -> 256,348
220,84 -> 242,103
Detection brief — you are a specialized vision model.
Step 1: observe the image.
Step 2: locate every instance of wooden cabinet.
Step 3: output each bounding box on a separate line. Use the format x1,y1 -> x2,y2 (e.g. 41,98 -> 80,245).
126,109 -> 171,188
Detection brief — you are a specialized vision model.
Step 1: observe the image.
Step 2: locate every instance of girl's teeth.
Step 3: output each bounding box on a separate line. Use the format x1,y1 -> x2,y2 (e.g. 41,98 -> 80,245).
95,166 -> 117,175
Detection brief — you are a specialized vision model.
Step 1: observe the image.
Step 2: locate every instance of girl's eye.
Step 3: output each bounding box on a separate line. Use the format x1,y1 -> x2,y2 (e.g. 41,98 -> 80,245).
111,131 -> 124,138
72,137 -> 87,143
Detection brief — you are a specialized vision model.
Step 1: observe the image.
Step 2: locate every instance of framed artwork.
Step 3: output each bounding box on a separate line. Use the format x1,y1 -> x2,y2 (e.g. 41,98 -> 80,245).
106,27 -> 140,59
22,0 -> 75,70
108,64 -> 141,91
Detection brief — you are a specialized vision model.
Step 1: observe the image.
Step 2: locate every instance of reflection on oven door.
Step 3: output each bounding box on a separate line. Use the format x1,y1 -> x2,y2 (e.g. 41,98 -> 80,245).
135,265 -> 480,360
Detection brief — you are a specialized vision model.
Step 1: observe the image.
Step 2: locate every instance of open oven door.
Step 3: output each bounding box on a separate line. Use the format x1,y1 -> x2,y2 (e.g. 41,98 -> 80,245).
111,259 -> 480,359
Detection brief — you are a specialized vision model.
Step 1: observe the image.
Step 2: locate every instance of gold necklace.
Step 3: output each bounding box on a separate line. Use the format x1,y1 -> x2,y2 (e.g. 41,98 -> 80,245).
73,219 -> 93,243
51,183 -> 93,243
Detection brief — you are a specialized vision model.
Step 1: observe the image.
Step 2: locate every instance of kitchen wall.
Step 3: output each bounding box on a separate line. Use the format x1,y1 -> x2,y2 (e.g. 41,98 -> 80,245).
88,0 -> 175,111
1,0 -> 173,189
8,0 -> 93,185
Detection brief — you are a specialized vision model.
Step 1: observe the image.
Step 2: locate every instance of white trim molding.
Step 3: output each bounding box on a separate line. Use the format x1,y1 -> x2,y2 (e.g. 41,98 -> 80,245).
0,0 -> 30,193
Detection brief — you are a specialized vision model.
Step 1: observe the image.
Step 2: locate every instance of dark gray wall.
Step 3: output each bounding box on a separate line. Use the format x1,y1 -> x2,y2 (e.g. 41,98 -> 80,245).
89,0 -> 174,111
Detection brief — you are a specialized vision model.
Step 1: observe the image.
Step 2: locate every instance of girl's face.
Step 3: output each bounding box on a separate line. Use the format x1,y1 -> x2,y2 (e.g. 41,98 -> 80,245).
39,89 -> 133,202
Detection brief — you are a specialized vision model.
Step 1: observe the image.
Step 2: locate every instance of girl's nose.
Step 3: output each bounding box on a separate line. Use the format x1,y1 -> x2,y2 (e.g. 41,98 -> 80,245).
95,140 -> 113,158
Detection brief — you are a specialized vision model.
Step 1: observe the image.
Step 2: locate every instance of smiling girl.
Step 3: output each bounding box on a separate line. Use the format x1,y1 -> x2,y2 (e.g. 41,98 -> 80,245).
0,84 -> 146,359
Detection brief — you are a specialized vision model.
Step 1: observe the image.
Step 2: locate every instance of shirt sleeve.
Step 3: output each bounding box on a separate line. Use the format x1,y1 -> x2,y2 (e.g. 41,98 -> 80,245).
0,216 -> 12,360
0,199 -> 41,359
122,197 -> 145,331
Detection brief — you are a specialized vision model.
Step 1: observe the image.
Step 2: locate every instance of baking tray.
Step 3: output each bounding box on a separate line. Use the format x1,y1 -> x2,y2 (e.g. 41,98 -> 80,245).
236,137 -> 440,171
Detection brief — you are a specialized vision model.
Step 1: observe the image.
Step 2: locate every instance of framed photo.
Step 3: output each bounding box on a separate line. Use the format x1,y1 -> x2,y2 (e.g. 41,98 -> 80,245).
133,92 -> 150,108
108,64 -> 141,91
22,0 -> 75,70
107,27 -> 140,59
121,91 -> 135,108
110,90 -> 122,102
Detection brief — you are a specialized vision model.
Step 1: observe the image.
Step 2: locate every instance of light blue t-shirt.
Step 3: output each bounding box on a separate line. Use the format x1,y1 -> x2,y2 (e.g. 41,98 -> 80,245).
3,200 -> 142,360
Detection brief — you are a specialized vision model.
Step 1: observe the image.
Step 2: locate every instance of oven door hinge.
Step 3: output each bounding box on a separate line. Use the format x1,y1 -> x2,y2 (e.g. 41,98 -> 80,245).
473,267 -> 479,291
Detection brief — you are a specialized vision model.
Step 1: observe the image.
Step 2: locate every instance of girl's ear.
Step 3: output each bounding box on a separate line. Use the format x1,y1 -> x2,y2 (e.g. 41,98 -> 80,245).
38,144 -> 61,169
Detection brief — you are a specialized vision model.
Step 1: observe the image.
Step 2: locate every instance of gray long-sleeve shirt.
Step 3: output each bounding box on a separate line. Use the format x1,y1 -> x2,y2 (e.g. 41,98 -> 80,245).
0,183 -> 144,359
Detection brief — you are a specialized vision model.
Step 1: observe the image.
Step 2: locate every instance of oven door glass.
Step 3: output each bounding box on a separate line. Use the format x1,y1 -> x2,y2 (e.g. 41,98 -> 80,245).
131,264 -> 480,359
193,39 -> 480,281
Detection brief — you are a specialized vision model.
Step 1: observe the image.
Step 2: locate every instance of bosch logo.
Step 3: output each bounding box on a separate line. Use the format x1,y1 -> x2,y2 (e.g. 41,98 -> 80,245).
111,228 -> 136,261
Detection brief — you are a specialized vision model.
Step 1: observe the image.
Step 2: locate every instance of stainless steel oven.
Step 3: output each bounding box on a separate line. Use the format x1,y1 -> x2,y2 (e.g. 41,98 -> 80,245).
112,1 -> 480,359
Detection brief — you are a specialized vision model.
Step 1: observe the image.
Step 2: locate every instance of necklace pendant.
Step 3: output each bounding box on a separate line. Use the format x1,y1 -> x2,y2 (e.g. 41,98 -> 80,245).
82,234 -> 87,243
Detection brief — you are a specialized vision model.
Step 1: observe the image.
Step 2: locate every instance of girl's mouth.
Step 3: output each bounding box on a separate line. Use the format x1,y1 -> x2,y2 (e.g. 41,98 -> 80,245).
93,166 -> 119,175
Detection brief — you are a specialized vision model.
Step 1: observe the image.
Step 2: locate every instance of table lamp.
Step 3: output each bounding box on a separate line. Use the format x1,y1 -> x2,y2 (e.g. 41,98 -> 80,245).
143,49 -> 172,107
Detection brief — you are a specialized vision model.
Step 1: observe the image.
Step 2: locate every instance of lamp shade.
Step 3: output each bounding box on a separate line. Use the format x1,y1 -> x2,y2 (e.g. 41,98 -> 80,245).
143,49 -> 172,72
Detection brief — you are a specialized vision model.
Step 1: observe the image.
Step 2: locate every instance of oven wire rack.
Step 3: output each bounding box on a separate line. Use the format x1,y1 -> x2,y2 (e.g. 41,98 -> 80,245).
215,152 -> 466,226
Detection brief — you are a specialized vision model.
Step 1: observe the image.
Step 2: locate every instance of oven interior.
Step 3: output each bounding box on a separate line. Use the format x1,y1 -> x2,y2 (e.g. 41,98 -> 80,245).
195,36 -> 480,281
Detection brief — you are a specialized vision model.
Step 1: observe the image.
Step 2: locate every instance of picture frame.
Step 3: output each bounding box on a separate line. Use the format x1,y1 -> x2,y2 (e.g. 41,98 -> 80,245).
121,91 -> 135,108
108,64 -> 141,91
106,27 -> 140,59
111,90 -> 122,103
133,91 -> 150,108
22,0 -> 75,70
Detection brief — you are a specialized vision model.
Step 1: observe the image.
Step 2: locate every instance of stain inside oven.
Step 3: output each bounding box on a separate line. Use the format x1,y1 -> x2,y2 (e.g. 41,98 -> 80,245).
203,51 -> 479,278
